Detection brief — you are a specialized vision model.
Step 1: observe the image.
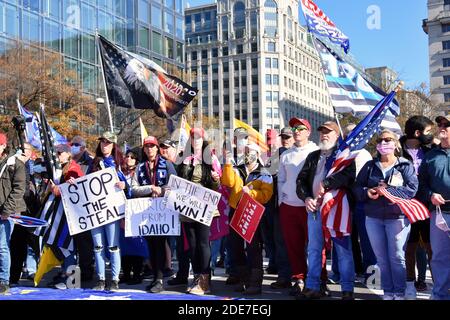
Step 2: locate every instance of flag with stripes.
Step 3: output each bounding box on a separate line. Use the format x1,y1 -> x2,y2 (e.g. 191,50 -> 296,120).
300,0 -> 350,53
34,105 -> 73,260
17,100 -> 67,151
321,90 -> 398,237
313,39 -> 402,135
378,187 -> 430,223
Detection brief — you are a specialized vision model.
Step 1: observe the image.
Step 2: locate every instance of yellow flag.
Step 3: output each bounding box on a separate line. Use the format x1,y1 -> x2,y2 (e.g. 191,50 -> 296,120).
234,118 -> 269,152
34,246 -> 62,287
139,117 -> 148,145
178,114 -> 191,153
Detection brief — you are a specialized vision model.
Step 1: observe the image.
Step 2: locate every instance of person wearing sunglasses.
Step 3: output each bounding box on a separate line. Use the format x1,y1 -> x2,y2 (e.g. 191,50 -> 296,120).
275,118 -> 318,295
417,115 -> 450,300
353,129 -> 418,300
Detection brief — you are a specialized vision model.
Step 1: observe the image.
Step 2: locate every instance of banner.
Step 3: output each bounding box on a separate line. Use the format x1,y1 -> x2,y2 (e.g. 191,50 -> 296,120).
59,167 -> 127,235
125,197 -> 180,237
300,0 -> 350,53
230,193 -> 265,243
97,35 -> 198,120
165,175 -> 221,226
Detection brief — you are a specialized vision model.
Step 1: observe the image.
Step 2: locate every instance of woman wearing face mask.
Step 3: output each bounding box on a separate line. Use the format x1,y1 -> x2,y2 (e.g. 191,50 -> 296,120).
221,143 -> 273,295
131,136 -> 176,293
353,129 -> 419,300
87,131 -> 129,292
177,128 -> 221,295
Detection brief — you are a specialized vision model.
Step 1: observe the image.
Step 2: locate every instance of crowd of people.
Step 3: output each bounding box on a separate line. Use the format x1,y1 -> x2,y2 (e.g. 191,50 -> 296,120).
0,114 -> 449,300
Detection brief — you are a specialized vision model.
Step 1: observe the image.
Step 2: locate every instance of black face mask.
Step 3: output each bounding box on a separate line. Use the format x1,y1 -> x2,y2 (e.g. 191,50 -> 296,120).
418,133 -> 434,145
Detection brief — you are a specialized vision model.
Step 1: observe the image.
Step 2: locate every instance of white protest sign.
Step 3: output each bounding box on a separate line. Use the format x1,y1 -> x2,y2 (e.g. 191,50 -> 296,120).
165,175 -> 221,226
59,167 -> 126,235
125,197 -> 180,237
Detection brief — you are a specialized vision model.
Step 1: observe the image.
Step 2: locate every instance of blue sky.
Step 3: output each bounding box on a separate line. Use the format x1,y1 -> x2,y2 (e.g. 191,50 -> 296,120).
187,0 -> 429,90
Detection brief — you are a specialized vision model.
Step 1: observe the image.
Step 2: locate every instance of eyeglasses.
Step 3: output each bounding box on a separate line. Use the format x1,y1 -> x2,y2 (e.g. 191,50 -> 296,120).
291,125 -> 308,132
376,137 -> 395,143
437,122 -> 450,128
281,135 -> 292,140
71,143 -> 82,147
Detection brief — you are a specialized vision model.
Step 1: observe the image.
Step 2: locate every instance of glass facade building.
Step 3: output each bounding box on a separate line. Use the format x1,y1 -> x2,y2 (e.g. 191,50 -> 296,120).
0,0 -> 185,103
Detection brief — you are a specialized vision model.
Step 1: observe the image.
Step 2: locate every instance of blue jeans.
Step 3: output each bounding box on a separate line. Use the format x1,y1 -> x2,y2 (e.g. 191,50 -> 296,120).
91,221 -> 121,281
354,202 -> 377,273
366,216 -> 410,296
430,210 -> 450,300
0,219 -> 14,284
210,238 -> 222,270
306,211 -> 355,292
25,246 -> 38,275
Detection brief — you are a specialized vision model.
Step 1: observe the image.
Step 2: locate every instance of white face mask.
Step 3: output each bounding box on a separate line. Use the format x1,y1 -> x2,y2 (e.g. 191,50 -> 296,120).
436,206 -> 450,233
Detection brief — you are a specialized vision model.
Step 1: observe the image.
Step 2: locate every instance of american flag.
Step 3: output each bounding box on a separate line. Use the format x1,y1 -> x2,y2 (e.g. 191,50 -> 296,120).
34,104 -> 73,260
378,187 -> 430,223
320,90 -> 398,237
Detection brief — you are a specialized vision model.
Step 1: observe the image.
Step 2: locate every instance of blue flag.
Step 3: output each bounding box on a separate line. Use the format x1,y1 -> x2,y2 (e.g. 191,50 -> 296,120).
17,100 -> 67,150
313,40 -> 402,135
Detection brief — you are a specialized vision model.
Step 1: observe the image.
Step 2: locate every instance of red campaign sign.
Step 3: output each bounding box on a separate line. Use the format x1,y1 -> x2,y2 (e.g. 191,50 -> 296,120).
230,193 -> 265,243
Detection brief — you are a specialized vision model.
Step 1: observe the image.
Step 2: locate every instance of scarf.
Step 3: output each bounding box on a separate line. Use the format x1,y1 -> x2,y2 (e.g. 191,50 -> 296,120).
137,155 -> 169,187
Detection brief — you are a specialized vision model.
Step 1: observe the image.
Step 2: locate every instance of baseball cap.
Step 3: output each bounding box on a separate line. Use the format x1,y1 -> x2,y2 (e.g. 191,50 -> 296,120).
279,127 -> 293,137
98,131 -> 118,144
0,133 -> 7,145
55,144 -> 71,154
160,139 -> 177,148
289,118 -> 312,131
435,114 -> 450,124
317,121 -> 340,134
190,127 -> 205,138
143,136 -> 159,147
234,127 -> 248,138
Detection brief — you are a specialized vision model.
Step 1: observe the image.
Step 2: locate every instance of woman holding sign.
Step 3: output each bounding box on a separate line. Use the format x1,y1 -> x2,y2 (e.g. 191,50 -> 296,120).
131,136 -> 176,293
87,131 -> 129,292
221,143 -> 273,295
177,128 -> 221,295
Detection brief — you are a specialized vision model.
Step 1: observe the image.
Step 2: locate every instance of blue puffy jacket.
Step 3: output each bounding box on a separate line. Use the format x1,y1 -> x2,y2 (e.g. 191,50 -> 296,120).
353,157 -> 418,219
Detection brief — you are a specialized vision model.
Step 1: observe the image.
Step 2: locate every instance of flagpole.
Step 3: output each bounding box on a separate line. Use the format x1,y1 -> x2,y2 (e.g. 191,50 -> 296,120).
96,30 -> 115,133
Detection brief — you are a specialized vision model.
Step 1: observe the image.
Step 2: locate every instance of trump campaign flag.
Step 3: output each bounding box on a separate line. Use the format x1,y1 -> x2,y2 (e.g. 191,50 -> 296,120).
300,0 -> 350,53
320,87 -> 400,238
230,193 -> 265,243
97,35 -> 198,121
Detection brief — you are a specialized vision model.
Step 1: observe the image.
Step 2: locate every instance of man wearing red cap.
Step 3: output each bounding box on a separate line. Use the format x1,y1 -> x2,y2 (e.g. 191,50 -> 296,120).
275,118 -> 318,293
0,133 -> 26,294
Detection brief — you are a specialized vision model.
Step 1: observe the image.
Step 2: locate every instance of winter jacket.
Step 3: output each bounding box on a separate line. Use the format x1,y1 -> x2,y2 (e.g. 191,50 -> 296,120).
417,146 -> 450,212
296,148 -> 356,202
0,155 -> 26,217
353,157 -> 418,219
221,163 -> 273,209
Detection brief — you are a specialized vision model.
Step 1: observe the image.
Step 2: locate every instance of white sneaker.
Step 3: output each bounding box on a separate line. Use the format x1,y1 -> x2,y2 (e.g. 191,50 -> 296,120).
405,281 -> 417,300
383,294 -> 394,300
393,295 -> 405,300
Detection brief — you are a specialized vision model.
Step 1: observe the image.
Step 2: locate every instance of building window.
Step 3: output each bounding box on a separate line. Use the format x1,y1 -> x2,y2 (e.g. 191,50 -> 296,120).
273,75 -> 279,85
266,91 -> 272,101
273,91 -> 279,101
212,48 -> 218,57
272,58 -> 278,68
233,2 -> 246,39
165,12 -> 174,35
176,42 -> 183,63
444,75 -> 450,85
268,42 -> 276,52
165,37 -> 173,59
138,0 -> 149,23
264,0 -> 278,37
151,4 -> 162,29
176,17 -> 183,39
251,58 -> 258,68
443,24 -> 450,33
138,25 -> 149,49
202,50 -> 207,59
443,40 -> 450,50
250,11 -> 258,37
251,42 -> 258,52
223,47 -> 228,56
266,108 -> 272,117
445,93 -> 450,102
222,16 -> 228,40
152,31 -> 162,54
237,44 -> 243,54
265,58 -> 271,68
444,58 -> 450,68
265,74 -> 271,85
191,51 -> 197,60
223,62 -> 229,72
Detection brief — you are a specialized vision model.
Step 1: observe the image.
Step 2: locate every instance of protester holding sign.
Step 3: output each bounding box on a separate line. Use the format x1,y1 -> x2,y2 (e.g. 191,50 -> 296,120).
221,143 -> 273,295
87,131 -> 128,292
176,128 -> 220,295
131,136 -> 176,293
353,130 -> 418,300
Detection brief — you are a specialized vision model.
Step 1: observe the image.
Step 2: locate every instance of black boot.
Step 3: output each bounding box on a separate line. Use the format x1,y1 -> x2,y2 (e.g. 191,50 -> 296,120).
243,268 -> 263,295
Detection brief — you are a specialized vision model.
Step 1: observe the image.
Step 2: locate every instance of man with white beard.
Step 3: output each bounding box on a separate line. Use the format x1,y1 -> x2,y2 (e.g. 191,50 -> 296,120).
296,121 -> 356,300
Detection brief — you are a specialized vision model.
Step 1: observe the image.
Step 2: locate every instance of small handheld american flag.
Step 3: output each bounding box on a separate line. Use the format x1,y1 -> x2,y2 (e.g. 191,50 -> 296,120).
377,187 -> 430,223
